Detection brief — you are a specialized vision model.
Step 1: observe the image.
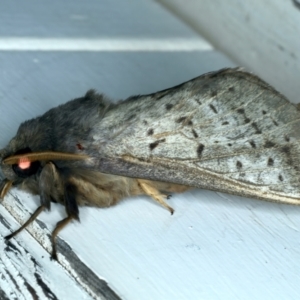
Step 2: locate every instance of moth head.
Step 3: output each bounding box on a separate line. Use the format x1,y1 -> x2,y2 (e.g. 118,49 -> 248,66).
5,146 -> 36,170
0,141 -> 88,200
0,144 -> 43,199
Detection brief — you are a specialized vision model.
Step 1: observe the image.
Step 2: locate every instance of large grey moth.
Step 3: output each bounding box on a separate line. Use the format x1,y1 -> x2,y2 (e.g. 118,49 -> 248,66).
1,67 -> 299,260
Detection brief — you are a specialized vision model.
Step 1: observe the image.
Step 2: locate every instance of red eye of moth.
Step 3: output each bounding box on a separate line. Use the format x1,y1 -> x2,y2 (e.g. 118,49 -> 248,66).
18,157 -> 31,170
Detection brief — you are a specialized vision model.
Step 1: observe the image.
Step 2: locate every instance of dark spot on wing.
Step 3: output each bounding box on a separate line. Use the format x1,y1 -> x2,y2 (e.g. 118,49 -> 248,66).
176,116 -> 187,123
228,87 -> 235,92
165,103 -> 173,110
214,141 -> 219,143
264,141 -> 275,148
237,107 -> 251,124
222,121 -> 229,125
251,122 -> 262,134
267,158 -> 274,166
188,120 -> 193,126
227,143 -> 232,147
278,175 -> 283,181
285,136 -> 290,142
133,106 -> 142,114
197,144 -> 205,157
236,161 -> 243,169
209,104 -> 218,114
262,110 -> 267,115
149,142 -> 158,150
281,145 -> 291,155
211,90 -> 217,97
249,140 -> 256,148
126,114 -> 136,121
147,128 -> 154,136
143,120 -> 148,125
149,139 -> 166,151
273,120 -> 279,126
195,99 -> 202,105
76,143 -> 84,150
192,129 -> 198,138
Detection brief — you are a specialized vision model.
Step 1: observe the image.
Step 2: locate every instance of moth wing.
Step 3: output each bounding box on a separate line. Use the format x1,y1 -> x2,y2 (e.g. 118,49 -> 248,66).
92,68 -> 300,204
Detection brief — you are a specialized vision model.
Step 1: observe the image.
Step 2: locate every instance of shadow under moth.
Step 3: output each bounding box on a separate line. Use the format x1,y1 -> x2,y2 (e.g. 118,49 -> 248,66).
1,68 -> 299,260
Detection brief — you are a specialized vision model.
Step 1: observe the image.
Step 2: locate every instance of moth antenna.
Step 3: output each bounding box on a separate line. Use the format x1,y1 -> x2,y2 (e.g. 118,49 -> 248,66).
0,180 -> 13,199
3,151 -> 88,165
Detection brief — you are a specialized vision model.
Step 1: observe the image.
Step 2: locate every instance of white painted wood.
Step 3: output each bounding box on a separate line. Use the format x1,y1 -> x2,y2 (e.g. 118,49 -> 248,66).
0,203 -> 94,300
4,0 -> 300,300
0,38 -> 212,51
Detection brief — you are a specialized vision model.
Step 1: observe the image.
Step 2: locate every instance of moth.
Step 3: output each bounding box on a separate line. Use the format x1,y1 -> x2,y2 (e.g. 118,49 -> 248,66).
1,67 -> 300,260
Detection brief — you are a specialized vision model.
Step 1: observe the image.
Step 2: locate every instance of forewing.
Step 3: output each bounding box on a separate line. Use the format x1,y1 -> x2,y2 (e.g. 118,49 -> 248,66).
92,68 -> 300,204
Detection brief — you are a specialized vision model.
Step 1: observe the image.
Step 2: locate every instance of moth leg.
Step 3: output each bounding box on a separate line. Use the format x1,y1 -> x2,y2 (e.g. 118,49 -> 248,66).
51,216 -> 74,260
137,179 -> 174,214
0,179 -> 13,199
5,205 -> 46,240
51,181 -> 79,260
39,162 -> 59,210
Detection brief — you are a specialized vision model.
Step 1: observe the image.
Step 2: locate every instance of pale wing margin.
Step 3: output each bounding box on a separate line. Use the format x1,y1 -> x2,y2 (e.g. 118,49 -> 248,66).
92,68 -> 300,204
